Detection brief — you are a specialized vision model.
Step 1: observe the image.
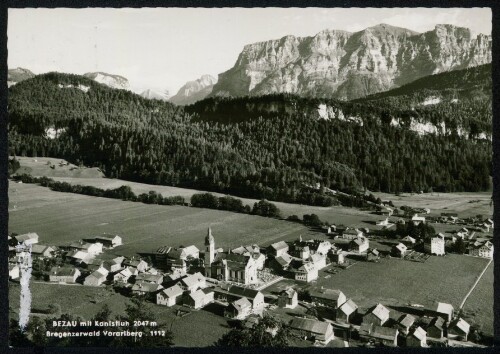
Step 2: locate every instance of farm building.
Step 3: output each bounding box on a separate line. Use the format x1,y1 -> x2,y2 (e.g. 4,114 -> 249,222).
277,288 -> 298,309
406,326 -> 427,347
447,318 -> 470,341
329,249 -> 345,264
310,288 -> 346,309
426,317 -> 445,340
392,243 -> 408,258
131,282 -> 164,297
157,284 -> 183,307
49,266 -> 80,283
311,240 -> 332,256
135,273 -> 164,284
292,261 -> 318,283
370,325 -> 399,347
336,299 -> 358,324
363,303 -> 390,326
401,236 -> 416,245
308,253 -> 327,270
289,243 -> 311,260
397,314 -> 416,335
84,269 -> 108,286
267,241 -> 289,257
288,318 -> 335,345
101,256 -> 124,272
366,248 -> 380,261
68,241 -> 103,256
424,237 -> 445,256
342,228 -> 364,239
9,264 -> 20,280
184,288 -> 214,309
93,234 -> 122,248
14,232 -> 39,245
179,272 -> 206,293
468,240 -> 494,259
224,297 -> 252,320
215,285 -> 265,309
123,258 -> 148,272
349,236 -> 369,253
66,250 -> 92,265
269,253 -> 293,273
31,244 -> 56,259
427,302 -> 454,322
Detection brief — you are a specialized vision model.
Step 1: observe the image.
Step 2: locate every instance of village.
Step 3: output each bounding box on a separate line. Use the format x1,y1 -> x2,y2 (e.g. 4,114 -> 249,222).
8,203 -> 494,348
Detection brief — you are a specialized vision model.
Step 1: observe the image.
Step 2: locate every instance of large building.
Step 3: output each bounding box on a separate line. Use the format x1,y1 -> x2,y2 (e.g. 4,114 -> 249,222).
424,237 -> 445,256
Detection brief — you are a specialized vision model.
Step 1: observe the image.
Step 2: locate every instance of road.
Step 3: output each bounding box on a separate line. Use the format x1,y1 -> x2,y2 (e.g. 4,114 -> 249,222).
459,257 -> 492,309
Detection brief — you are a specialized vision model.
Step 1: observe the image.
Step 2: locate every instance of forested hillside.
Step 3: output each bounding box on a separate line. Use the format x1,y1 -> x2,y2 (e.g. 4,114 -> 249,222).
8,71 -> 492,207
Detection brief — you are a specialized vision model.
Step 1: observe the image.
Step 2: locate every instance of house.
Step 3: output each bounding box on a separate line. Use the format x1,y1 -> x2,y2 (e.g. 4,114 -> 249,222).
468,240 -> 494,259
66,250 -> 92,265
349,236 -> 369,253
397,314 -> 416,335
289,243 -> 310,260
308,253 -> 327,270
292,262 -> 318,283
224,297 -> 252,320
370,325 -> 399,347
363,303 -> 390,326
183,288 -> 214,309
14,232 -> 39,245
31,244 -> 56,259
288,318 -> 335,345
407,326 -> 427,347
179,272 -> 206,293
135,273 -> 164,284
411,214 -> 426,226
113,267 -> 135,284
392,243 -> 408,258
427,302 -> 454,322
448,318 -> 470,341
427,317 -> 445,340
401,236 -> 416,245
49,266 -> 80,283
101,256 -> 125,272
310,288 -> 346,309
336,299 -> 358,324
277,288 -> 298,309
222,285 -> 265,309
157,284 -> 183,307
424,237 -> 445,256
309,240 -> 332,256
267,241 -> 289,258
366,248 -> 380,262
93,234 -> 122,248
342,228 -> 364,240
270,253 -> 293,273
9,264 -> 20,280
329,249 -> 345,264
68,241 -> 103,256
123,258 -> 148,273
131,281 -> 163,297
84,269 -> 108,286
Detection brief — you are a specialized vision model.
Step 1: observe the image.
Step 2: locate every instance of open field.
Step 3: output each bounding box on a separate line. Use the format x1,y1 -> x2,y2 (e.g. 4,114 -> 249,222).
9,183 -> 324,256
13,156 -> 104,179
461,261 -> 494,336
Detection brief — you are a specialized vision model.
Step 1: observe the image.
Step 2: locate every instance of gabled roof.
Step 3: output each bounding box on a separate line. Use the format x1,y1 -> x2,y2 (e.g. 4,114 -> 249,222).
310,288 -> 345,301
116,267 -> 133,278
429,316 -> 445,330
436,302 -> 454,316
289,318 -> 331,336
160,284 -> 183,298
181,245 -> 200,257
339,299 -> 358,316
14,232 -> 39,242
297,262 -> 315,273
66,250 -> 89,259
132,281 -> 163,293
368,248 -> 380,256
368,303 -> 390,321
395,243 -> 407,252
450,318 -> 470,334
94,234 -> 121,242
136,273 -> 163,283
274,253 -> 292,267
350,237 -> 367,246
180,272 -> 205,288
281,288 -> 297,299
87,270 -> 107,280
189,288 -> 207,302
371,325 -> 398,340
309,253 -> 325,263
231,297 -> 252,312
269,241 -> 288,251
411,326 -> 426,340
50,266 -> 78,276
228,285 -> 262,300
31,244 -> 54,255
398,314 -> 416,328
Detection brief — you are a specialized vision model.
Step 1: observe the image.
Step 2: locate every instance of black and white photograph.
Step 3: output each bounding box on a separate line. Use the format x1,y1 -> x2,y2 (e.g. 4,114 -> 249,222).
5,5 -> 495,348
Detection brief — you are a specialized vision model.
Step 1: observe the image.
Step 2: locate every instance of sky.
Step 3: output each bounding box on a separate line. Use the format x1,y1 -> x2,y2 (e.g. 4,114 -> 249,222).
8,7 -> 492,94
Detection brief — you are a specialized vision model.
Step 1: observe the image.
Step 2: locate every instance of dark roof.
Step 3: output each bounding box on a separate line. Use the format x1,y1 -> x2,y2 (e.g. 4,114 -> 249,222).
429,317 -> 445,330
372,325 -> 398,340
228,285 -> 262,300
289,318 -> 331,337
310,288 -> 344,301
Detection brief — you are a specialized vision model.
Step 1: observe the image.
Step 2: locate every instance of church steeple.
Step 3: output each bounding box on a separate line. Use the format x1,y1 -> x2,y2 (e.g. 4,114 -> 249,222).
204,227 -> 215,274
205,227 -> 214,245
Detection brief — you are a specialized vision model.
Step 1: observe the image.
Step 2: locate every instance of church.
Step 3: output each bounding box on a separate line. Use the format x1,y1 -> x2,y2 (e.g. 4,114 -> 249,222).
203,228 -> 261,285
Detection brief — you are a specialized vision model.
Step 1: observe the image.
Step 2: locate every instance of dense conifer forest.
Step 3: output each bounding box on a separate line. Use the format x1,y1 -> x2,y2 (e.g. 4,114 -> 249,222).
8,65 -> 492,206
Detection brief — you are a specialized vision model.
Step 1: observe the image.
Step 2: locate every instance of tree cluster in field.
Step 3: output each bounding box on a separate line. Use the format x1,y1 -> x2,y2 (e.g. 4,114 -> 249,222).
8,69 -> 492,210
9,299 -> 173,347
372,220 -> 436,240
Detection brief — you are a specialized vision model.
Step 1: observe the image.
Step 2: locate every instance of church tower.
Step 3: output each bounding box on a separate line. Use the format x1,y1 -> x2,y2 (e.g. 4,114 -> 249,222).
204,227 -> 215,276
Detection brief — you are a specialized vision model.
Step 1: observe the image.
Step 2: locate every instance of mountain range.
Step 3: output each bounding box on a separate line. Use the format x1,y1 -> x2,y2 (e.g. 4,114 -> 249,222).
169,75 -> 217,105
83,72 -> 130,90
8,67 -> 35,87
210,24 -> 491,101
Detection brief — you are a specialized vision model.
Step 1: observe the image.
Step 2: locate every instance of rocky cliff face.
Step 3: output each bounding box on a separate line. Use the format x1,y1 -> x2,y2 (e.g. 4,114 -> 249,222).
169,74 -> 217,105
140,89 -> 171,101
8,67 -> 35,87
211,24 -> 491,100
83,72 -> 130,90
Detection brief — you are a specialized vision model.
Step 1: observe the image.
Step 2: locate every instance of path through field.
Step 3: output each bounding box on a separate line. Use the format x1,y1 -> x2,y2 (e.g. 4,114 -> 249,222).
459,258 -> 492,309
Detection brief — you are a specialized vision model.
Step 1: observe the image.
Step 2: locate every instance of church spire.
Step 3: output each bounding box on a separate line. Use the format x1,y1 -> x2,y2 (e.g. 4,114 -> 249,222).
205,227 -> 214,244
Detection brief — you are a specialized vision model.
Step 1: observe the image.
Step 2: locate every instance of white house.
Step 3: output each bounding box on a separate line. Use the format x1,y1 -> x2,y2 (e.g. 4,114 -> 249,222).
424,237 -> 445,256
157,284 -> 184,306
